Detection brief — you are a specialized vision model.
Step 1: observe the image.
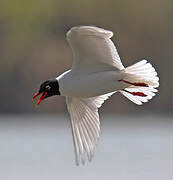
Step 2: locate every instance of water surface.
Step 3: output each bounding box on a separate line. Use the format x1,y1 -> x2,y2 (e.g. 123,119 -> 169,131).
0,114 -> 172,180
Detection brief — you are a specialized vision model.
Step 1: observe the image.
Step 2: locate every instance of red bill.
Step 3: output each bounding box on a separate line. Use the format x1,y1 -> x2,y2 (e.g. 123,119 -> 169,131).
32,92 -> 47,106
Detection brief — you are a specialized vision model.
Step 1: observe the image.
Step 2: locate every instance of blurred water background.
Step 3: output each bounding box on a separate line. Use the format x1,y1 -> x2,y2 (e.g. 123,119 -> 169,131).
0,0 -> 173,179
0,115 -> 173,180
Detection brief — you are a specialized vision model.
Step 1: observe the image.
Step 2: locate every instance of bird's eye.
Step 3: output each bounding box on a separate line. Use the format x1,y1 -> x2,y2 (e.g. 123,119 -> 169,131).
45,85 -> 51,90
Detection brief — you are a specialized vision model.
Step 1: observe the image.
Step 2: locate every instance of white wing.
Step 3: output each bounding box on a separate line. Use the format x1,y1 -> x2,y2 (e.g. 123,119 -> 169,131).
66,91 -> 115,165
67,26 -> 124,73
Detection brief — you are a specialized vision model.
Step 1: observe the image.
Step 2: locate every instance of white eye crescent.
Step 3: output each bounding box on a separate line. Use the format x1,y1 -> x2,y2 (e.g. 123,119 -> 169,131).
46,85 -> 51,90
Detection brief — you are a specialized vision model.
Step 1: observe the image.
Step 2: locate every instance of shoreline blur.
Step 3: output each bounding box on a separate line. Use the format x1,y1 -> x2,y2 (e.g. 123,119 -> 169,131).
0,0 -> 172,114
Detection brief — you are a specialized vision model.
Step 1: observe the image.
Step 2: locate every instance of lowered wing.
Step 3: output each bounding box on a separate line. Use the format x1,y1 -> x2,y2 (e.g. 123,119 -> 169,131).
66,92 -> 115,165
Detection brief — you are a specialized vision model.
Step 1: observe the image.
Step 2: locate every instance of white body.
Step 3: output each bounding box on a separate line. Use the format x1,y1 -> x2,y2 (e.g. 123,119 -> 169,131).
55,26 -> 159,165
57,69 -> 127,97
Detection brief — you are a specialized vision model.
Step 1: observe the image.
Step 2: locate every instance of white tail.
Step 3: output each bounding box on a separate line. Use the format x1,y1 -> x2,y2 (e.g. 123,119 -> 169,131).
119,60 -> 159,105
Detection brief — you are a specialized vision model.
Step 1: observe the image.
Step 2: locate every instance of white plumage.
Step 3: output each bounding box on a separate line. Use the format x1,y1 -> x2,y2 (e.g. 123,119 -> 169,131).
55,26 -> 160,165
66,92 -> 114,165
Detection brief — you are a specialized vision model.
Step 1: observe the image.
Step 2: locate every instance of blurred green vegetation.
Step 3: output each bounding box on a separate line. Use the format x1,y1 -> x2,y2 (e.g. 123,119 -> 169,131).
0,0 -> 172,113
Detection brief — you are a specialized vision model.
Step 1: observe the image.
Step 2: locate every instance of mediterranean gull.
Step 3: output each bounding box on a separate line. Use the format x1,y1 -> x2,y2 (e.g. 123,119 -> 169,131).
32,26 -> 159,165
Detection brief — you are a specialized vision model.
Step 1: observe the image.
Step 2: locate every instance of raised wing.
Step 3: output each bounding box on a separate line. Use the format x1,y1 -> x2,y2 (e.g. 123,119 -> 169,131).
66,91 -> 115,165
67,26 -> 124,73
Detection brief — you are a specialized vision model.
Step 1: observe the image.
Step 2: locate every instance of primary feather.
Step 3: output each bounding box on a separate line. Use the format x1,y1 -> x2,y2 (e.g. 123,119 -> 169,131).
66,92 -> 115,165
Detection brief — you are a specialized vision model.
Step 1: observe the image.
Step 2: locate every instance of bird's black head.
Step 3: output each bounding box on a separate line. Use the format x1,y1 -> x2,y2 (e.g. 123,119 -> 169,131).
32,79 -> 60,105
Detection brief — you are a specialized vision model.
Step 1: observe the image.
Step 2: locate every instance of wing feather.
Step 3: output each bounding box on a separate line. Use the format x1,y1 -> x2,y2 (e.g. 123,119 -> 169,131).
67,26 -> 124,73
66,91 -> 116,165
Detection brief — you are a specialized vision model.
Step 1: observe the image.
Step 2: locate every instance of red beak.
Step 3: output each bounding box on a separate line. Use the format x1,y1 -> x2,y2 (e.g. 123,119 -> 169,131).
32,92 -> 47,106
